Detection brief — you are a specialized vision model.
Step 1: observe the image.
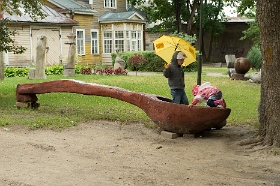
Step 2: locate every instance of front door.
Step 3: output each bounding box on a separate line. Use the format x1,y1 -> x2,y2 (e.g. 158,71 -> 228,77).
31,28 -> 61,66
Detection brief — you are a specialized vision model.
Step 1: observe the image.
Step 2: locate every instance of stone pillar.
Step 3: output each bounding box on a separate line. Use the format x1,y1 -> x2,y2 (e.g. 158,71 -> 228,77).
225,54 -> 236,78
34,36 -> 47,79
64,33 -> 76,76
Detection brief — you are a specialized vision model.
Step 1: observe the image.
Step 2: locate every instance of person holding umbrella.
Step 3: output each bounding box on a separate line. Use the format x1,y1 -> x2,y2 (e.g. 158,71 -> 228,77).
163,51 -> 189,105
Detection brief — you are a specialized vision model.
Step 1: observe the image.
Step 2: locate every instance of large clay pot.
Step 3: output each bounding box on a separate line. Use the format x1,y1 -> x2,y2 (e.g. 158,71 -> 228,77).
234,57 -> 251,74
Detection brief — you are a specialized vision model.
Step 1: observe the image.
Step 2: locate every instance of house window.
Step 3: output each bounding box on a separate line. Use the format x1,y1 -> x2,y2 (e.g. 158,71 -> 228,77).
102,29 -> 143,54
126,31 -> 130,51
137,31 -> 142,51
103,31 -> 112,53
76,29 -> 85,55
104,0 -> 116,8
131,31 -> 137,51
115,31 -> 124,52
91,30 -> 99,54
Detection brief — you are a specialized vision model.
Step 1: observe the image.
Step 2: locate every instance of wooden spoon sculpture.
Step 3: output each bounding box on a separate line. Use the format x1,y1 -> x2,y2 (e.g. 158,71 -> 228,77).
16,80 -> 231,134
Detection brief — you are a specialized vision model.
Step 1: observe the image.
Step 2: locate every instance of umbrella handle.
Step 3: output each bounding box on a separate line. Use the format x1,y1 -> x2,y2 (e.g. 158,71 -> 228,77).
175,44 -> 178,51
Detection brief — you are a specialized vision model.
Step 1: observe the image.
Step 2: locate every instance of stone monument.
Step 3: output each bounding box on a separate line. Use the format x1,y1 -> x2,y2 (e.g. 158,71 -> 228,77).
64,33 -> 76,76
34,36 -> 47,79
113,49 -> 125,70
225,54 -> 236,78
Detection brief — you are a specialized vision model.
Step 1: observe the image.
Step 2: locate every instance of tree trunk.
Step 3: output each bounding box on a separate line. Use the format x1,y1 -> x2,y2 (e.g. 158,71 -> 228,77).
175,0 -> 182,32
257,1 -> 280,146
186,0 -> 198,35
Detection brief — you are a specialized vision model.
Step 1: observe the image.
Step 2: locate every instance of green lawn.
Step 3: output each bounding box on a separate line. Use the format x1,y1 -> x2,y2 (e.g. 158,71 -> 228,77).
0,66 -> 260,130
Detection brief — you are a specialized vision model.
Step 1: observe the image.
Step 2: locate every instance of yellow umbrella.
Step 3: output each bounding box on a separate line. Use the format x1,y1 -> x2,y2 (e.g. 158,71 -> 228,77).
153,35 -> 196,66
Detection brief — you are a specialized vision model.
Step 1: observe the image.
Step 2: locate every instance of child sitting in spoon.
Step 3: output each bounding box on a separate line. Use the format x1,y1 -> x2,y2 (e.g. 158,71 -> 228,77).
188,82 -> 226,108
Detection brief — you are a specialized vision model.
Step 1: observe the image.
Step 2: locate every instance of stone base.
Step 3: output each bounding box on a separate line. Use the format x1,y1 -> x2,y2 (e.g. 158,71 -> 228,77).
161,131 -> 179,139
231,73 -> 249,80
28,68 -> 36,79
15,102 -> 30,108
64,68 -> 75,76
15,102 -> 40,109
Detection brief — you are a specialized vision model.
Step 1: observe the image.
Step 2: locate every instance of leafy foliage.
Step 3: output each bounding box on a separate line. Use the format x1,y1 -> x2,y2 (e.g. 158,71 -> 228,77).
45,65 -> 63,75
0,0 -> 45,53
172,31 -> 197,44
130,0 -> 190,32
0,19 -> 26,54
128,54 -> 147,68
112,50 -> 197,72
247,46 -> 261,71
224,0 -> 256,17
80,67 -> 92,75
81,67 -> 128,76
4,67 -> 28,77
240,21 -> 260,47
194,1 -> 226,49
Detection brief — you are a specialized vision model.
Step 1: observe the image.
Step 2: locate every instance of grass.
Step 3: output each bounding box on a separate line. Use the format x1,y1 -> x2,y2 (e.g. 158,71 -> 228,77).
0,66 -> 260,130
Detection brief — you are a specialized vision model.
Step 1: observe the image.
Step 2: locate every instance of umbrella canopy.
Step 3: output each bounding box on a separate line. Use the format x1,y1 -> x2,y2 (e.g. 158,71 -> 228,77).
153,35 -> 196,66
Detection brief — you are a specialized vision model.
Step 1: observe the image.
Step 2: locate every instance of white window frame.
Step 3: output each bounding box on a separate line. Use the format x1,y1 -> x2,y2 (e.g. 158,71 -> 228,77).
102,26 -> 144,53
76,29 -> 85,55
104,0 -> 116,8
114,31 -> 124,52
103,31 -> 113,54
131,31 -> 137,51
91,29 -> 99,54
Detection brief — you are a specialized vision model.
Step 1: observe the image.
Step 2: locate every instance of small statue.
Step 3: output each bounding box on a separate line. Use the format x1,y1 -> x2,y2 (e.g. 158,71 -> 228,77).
114,48 -> 125,70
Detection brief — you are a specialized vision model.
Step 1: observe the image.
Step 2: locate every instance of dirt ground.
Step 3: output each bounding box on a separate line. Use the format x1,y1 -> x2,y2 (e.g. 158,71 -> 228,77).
1,121 -> 280,186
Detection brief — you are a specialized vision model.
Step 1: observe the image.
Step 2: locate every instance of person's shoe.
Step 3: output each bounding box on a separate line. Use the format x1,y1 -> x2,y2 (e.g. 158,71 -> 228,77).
215,99 -> 226,108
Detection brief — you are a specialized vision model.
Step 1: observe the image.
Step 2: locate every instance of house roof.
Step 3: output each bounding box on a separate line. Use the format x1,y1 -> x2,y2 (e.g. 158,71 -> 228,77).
99,11 -> 146,23
225,16 -> 254,23
48,0 -> 97,15
4,4 -> 78,25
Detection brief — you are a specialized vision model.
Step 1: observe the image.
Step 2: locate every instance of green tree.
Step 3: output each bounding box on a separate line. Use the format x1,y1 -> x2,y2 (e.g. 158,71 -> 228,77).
129,0 -> 191,33
0,0 -> 45,80
224,0 -> 259,47
129,0 -> 226,62
195,0 -> 225,62
240,21 -> 260,47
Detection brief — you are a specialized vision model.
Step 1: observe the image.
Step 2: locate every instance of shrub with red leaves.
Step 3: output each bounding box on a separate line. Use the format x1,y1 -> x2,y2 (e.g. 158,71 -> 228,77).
128,54 -> 146,69
114,67 -> 128,75
80,68 -> 92,75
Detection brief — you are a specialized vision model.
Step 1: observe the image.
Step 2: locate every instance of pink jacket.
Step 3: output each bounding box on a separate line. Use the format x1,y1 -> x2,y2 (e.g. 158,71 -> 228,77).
191,86 -> 221,105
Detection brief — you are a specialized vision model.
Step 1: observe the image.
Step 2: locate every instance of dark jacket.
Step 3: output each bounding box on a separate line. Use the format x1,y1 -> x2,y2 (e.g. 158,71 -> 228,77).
163,51 -> 185,89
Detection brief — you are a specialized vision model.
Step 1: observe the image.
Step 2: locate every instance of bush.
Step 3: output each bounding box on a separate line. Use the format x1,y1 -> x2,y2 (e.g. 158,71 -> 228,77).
247,47 -> 262,71
45,65 -> 63,75
4,67 -> 28,77
112,51 -> 198,72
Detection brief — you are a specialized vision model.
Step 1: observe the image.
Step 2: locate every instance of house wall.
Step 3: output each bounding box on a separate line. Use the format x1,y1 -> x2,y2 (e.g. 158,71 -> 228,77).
6,25 -> 32,67
72,14 -> 102,65
45,0 -> 129,66
6,24 -> 73,67
84,0 -> 127,12
202,22 -> 253,63
42,0 -> 143,67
